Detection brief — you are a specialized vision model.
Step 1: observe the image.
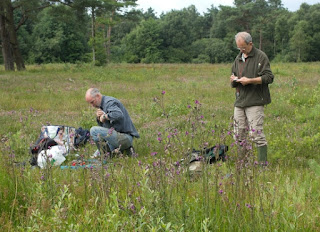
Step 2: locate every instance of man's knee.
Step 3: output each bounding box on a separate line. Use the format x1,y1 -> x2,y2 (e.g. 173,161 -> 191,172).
90,126 -> 101,141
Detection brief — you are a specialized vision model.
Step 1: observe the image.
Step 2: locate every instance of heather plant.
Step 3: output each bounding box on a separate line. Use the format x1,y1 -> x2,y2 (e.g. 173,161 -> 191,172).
1,63 -> 320,231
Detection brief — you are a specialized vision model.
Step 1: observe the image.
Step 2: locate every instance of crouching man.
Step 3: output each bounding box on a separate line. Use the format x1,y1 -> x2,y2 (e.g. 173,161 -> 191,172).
85,88 -> 139,156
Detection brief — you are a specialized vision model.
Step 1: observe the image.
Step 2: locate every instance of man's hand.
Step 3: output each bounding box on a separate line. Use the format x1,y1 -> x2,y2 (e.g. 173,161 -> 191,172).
230,73 -> 238,83
96,109 -> 105,118
236,76 -> 262,86
99,114 -> 105,123
236,77 -> 251,86
96,109 -> 108,122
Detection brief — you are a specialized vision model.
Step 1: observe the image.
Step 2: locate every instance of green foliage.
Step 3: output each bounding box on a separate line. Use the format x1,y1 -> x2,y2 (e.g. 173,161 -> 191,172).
123,19 -> 163,63
191,38 -> 235,64
32,6 -> 89,64
160,5 -> 202,63
3,1 -> 320,66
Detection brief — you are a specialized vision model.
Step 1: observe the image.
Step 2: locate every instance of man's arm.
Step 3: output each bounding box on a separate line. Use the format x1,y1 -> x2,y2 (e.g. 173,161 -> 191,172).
236,76 -> 262,86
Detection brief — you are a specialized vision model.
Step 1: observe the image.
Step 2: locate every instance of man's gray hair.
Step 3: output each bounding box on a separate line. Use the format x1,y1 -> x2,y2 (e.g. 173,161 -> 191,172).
235,32 -> 252,44
89,88 -> 100,97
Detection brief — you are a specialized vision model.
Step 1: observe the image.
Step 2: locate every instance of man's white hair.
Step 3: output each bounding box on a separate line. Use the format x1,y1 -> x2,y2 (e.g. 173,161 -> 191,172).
90,88 -> 100,97
235,32 -> 252,44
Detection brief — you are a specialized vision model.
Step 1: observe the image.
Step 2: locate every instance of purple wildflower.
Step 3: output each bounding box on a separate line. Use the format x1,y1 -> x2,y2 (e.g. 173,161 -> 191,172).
108,128 -> 114,135
129,203 -> 136,212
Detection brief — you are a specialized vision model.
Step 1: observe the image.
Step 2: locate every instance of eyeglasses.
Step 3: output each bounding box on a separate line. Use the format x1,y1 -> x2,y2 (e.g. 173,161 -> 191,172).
236,41 -> 252,51
237,47 -> 246,51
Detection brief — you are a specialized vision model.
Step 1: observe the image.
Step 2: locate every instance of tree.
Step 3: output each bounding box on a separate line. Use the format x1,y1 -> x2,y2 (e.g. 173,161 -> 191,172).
0,0 -> 26,70
97,0 -> 137,64
123,18 -> 163,63
191,38 -> 234,63
78,0 -> 137,65
274,12 -> 291,57
210,6 -> 240,39
304,3 -> 320,61
0,0 -> 71,70
161,5 -> 203,62
108,9 -> 144,62
287,3 -> 320,62
32,5 -> 89,63
289,20 -> 311,62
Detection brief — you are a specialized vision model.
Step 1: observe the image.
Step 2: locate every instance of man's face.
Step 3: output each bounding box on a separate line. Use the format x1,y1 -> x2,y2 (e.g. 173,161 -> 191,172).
236,39 -> 252,55
87,95 -> 101,108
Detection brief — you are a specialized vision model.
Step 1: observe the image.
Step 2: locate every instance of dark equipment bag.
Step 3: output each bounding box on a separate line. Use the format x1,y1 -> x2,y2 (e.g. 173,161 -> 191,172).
190,144 -> 228,164
74,127 -> 90,148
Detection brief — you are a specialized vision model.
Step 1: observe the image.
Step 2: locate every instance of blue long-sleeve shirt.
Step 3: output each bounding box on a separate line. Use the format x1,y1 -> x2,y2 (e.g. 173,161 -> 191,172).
97,96 -> 140,138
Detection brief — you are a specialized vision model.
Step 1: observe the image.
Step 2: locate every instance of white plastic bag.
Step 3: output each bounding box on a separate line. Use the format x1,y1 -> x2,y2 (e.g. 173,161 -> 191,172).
37,145 -> 66,169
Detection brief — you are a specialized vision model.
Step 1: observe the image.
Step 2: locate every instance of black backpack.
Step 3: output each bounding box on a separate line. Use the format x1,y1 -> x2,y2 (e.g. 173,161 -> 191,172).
190,144 -> 228,164
74,127 -> 90,148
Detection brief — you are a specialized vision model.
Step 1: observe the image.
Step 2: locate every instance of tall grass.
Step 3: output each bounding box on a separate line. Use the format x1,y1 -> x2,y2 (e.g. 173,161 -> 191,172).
0,63 -> 320,231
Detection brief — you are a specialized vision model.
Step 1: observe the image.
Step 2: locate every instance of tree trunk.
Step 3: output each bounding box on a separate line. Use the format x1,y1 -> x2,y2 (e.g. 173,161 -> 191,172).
106,25 -> 112,64
106,12 -> 114,64
259,29 -> 262,50
0,9 -> 14,71
103,29 -> 107,63
273,38 -> 276,57
0,0 -> 25,71
5,0 -> 25,70
91,7 -> 96,63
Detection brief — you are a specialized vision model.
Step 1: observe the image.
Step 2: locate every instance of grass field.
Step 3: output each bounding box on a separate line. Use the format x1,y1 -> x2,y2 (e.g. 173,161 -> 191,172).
0,63 -> 320,231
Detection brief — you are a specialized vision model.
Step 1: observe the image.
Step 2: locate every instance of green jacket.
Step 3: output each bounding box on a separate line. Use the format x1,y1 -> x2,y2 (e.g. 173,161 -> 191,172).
231,46 -> 274,107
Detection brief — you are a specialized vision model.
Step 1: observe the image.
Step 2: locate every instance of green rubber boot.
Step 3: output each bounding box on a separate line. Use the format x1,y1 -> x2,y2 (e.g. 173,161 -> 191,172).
258,145 -> 268,163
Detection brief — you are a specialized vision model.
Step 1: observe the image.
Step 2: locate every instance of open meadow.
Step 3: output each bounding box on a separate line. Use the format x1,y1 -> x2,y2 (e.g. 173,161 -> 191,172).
0,63 -> 320,231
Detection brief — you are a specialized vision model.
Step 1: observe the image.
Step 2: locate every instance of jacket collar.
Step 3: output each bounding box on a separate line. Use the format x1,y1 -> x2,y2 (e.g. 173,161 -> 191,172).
99,95 -> 106,109
237,46 -> 256,61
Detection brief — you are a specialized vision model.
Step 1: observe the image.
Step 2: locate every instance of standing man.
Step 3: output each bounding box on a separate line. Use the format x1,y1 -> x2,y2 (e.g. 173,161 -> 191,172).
85,88 -> 139,155
230,32 -> 274,163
